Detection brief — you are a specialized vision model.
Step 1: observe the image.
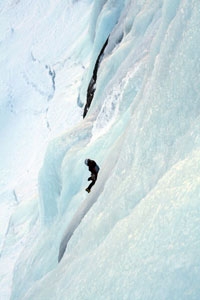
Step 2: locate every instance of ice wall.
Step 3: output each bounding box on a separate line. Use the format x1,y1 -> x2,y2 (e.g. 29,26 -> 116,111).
8,0 -> 200,299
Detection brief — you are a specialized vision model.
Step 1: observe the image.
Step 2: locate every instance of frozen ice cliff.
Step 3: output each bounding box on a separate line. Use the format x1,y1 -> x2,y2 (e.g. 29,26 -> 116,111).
1,0 -> 200,299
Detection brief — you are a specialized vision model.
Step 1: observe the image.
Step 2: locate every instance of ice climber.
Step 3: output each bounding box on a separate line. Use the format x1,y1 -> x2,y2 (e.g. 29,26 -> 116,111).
85,159 -> 100,193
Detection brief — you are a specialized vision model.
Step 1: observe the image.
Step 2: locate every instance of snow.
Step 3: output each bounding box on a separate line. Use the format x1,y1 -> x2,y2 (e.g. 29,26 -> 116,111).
0,0 -> 91,298
0,0 -> 200,299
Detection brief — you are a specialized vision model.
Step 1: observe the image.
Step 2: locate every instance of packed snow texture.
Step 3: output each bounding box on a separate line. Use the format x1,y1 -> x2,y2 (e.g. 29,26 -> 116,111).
1,0 -> 200,299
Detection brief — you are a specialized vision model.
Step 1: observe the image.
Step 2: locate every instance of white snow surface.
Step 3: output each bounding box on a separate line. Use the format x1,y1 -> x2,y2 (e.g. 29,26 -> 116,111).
1,0 -> 200,299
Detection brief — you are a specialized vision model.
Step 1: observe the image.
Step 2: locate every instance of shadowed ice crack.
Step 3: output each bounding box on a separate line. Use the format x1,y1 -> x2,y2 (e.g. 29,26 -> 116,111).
83,36 -> 109,118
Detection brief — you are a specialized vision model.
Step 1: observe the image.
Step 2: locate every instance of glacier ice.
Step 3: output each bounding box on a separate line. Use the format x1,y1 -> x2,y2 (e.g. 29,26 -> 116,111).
1,0 -> 200,299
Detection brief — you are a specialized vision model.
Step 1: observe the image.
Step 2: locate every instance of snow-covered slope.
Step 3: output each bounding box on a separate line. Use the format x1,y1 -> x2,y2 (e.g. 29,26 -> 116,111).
0,0 -> 91,298
1,0 -> 200,299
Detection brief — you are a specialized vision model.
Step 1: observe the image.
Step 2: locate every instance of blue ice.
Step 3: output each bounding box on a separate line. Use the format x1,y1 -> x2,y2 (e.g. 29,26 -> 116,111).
0,0 -> 200,299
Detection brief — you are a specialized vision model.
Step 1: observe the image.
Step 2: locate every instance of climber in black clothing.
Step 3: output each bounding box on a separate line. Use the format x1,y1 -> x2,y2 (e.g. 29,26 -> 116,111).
85,159 -> 100,193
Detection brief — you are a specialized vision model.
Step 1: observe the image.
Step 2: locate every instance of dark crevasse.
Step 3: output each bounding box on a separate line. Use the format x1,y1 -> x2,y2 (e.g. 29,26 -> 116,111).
83,36 -> 109,118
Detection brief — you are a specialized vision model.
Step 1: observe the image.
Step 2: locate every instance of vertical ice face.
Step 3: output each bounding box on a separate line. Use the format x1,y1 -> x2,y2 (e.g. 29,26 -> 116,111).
1,0 -> 200,299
